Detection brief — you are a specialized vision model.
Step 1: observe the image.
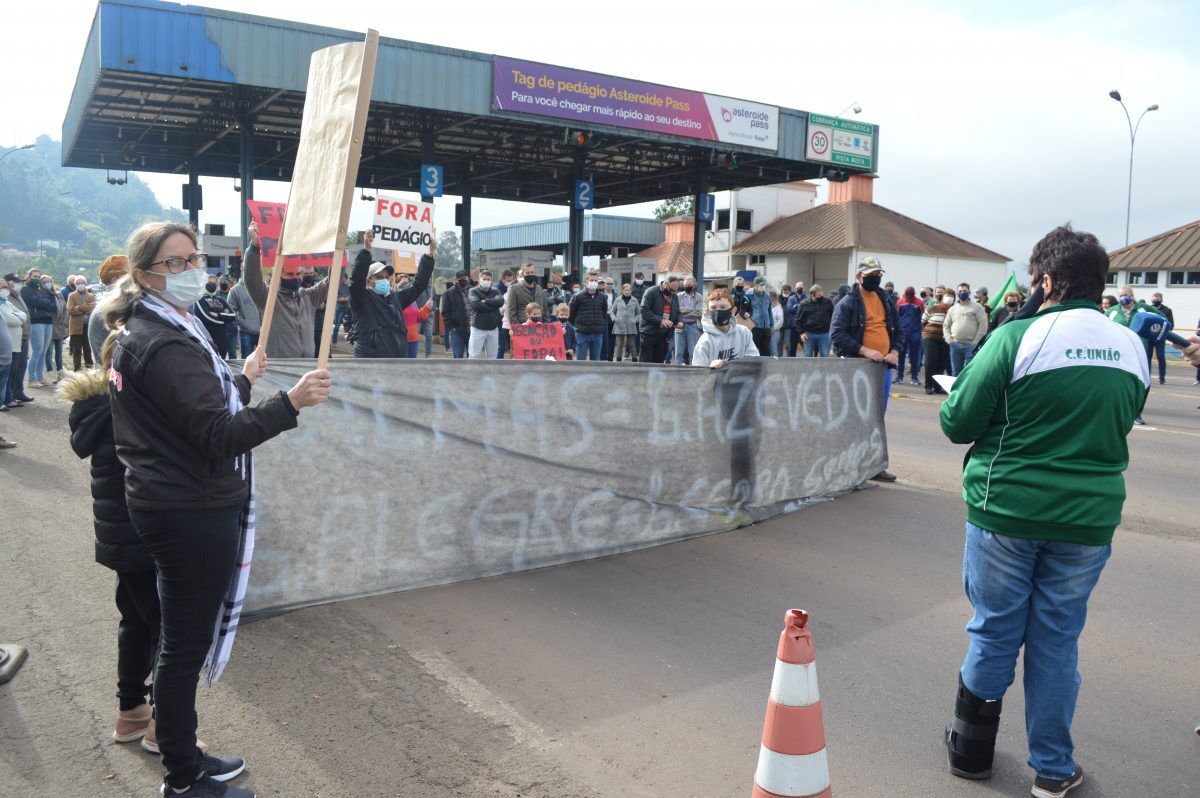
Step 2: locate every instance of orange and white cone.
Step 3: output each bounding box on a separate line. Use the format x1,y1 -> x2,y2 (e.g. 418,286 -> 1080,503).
751,609 -> 831,798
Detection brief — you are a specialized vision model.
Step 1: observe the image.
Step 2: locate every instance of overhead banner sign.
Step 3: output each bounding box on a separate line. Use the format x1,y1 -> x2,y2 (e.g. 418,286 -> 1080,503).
492,56 -> 779,152
805,113 -> 875,170
372,194 -> 435,252
245,200 -> 346,270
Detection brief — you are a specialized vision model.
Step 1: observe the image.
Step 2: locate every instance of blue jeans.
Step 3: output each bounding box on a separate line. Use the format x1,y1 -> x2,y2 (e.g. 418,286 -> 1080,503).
422,318 -> 433,357
448,328 -> 468,359
407,341 -> 420,359
497,328 -> 508,359
575,331 -> 604,361
239,331 -> 259,359
332,307 -> 348,344
960,522 -> 1110,781
0,361 -> 12,404
673,324 -> 701,365
802,331 -> 831,357
950,341 -> 975,375
28,324 -> 52,381
898,333 -> 922,380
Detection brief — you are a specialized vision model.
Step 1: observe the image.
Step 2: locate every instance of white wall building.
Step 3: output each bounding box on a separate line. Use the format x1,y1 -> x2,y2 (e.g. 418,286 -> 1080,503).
702,182 -> 818,279
720,175 -> 1010,296
1107,219 -> 1200,333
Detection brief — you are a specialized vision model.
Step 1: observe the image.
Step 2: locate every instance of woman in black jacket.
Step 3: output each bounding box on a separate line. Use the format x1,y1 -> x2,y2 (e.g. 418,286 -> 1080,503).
105,221 -> 330,798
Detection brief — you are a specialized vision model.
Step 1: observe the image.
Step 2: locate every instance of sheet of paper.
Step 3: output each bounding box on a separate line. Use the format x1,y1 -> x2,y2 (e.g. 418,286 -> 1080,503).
279,41 -> 367,256
933,374 -> 957,393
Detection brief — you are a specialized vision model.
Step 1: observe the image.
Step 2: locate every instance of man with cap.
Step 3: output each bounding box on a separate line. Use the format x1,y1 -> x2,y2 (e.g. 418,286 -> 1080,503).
440,268 -> 473,358
3,272 -> 35,403
830,256 -> 900,482
243,222 -> 329,359
349,229 -> 434,358
638,274 -> 681,364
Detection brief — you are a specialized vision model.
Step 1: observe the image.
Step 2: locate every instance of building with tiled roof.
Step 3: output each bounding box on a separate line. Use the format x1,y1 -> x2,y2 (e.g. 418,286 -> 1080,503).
1106,219 -> 1200,331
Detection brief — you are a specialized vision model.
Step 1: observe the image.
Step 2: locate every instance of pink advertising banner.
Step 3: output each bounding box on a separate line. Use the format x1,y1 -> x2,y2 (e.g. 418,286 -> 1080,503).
491,56 -> 779,152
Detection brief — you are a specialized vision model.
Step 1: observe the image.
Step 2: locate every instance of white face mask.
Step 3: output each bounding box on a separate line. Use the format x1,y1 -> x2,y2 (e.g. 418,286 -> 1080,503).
587,281 -> 598,291
0,289 -> 8,300
151,268 -> 210,308
634,279 -> 643,285
479,279 -> 492,290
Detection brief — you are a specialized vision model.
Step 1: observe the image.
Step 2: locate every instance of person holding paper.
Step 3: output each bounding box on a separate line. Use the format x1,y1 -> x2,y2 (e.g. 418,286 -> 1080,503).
103,221 -> 331,798
349,229 -> 433,358
242,222 -> 327,359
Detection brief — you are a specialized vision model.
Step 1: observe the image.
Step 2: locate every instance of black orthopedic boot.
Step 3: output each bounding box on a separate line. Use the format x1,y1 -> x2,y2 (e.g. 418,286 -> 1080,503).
944,674 -> 1002,779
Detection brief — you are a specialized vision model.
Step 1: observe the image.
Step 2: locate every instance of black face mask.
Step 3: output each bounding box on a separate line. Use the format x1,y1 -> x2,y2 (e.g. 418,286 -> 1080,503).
685,285 -> 694,293
280,278 -> 301,291
457,279 -> 468,288
523,274 -> 536,285
712,308 -> 734,326
301,276 -> 316,288
219,283 -> 229,292
861,275 -> 882,291
205,282 -> 217,293
1007,301 -> 1019,309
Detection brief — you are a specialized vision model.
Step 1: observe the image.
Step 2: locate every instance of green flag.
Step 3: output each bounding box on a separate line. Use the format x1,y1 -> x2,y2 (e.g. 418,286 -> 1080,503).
990,272 -> 1019,323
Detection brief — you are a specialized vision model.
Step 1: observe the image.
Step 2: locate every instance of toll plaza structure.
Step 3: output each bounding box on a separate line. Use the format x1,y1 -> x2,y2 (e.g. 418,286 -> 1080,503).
63,0 -> 879,286
472,215 -> 665,262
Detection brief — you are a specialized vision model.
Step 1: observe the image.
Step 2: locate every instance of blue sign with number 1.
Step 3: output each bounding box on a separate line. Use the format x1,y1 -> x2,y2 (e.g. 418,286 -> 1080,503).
697,193 -> 716,222
421,163 -> 443,198
574,180 -> 595,210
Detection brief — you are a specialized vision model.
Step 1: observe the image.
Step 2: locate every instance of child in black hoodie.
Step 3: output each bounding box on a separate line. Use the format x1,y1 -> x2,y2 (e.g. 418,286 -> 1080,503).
59,339 -> 206,755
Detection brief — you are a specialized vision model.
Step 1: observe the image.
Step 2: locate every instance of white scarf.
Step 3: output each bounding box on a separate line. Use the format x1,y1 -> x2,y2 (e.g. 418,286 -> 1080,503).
140,295 -> 253,685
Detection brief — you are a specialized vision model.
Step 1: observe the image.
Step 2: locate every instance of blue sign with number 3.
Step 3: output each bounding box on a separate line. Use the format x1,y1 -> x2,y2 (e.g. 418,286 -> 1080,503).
421,163 -> 443,198
574,179 -> 594,210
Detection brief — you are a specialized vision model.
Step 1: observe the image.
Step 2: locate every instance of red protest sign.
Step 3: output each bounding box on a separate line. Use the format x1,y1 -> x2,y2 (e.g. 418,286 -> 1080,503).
245,200 -> 347,271
511,322 -> 567,360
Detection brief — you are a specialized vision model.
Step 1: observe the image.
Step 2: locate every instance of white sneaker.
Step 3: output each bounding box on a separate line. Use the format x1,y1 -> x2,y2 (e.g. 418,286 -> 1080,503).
56,369 -> 65,382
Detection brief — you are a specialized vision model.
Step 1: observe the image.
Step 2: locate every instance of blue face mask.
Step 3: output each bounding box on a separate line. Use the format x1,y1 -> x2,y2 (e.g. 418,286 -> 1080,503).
279,278 -> 301,291
373,280 -> 391,296
1118,295 -> 1132,306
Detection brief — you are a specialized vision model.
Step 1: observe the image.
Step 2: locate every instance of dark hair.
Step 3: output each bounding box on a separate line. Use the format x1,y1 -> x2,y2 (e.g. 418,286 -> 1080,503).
479,269 -> 492,278
1028,224 -> 1107,304
957,282 -> 971,291
501,269 -> 514,278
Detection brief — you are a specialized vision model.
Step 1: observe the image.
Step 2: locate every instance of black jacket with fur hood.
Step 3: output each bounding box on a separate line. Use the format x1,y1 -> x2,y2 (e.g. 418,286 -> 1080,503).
62,369 -> 153,572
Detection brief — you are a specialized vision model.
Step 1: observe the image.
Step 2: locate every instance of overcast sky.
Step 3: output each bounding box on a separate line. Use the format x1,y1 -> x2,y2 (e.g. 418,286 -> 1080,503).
2,0 -> 1197,268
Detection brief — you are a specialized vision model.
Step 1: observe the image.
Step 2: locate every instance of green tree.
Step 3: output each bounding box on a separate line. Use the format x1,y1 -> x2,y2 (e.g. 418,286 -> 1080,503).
652,196 -> 696,220
435,230 -> 463,284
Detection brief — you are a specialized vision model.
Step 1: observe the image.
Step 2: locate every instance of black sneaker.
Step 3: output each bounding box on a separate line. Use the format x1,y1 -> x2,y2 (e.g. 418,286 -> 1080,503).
1031,766 -> 1083,798
158,774 -> 255,797
1133,416 -> 1145,426
870,470 -> 897,483
201,755 -> 246,782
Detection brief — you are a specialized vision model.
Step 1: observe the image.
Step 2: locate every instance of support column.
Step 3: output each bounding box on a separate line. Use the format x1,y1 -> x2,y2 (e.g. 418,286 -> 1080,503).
693,168 -> 709,288
239,119 -> 255,246
568,151 -> 585,283
186,169 -> 200,230
459,189 -> 472,272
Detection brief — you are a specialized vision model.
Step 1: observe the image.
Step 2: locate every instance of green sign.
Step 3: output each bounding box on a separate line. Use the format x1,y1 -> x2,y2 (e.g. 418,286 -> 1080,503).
805,113 -> 875,170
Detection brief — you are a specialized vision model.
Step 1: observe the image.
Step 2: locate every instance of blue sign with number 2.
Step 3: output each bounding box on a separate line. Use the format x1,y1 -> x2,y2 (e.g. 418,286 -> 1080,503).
574,179 -> 594,210
421,163 -> 443,198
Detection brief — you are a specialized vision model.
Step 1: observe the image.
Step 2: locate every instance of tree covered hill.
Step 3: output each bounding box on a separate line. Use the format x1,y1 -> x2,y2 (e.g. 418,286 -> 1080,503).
0,135 -> 183,281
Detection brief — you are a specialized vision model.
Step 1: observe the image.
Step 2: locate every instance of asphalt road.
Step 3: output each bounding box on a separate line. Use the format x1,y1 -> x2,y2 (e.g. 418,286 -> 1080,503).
2,363 -> 1197,798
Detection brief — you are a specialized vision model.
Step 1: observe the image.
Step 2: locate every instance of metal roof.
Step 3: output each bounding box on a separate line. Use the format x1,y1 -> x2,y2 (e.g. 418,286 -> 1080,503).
1108,218 -> 1200,271
473,214 -> 664,255
733,202 -> 1008,262
63,0 -> 879,206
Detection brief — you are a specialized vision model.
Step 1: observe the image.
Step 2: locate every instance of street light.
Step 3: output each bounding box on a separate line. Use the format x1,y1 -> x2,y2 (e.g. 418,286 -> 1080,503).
835,102 -> 863,117
1109,90 -> 1159,247
0,143 -> 35,166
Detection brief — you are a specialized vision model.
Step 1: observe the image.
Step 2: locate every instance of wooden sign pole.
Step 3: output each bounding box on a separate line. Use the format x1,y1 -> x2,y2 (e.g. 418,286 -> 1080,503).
316,29 -> 378,370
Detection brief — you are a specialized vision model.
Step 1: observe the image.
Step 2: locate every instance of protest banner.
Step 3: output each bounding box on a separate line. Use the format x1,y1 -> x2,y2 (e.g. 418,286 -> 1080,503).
258,29 -> 379,368
511,322 -> 568,360
371,194 -> 434,252
245,200 -> 347,271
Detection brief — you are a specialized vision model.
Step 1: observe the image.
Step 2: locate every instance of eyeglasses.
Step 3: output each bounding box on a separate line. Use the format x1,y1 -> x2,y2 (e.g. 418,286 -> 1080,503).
146,253 -> 207,274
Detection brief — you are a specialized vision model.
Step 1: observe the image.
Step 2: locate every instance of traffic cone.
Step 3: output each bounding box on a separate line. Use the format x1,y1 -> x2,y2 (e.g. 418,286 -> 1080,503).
751,609 -> 831,798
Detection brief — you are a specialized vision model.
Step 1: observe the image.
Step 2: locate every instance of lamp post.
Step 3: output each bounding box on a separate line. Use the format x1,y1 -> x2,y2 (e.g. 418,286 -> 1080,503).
835,102 -> 862,117
0,143 -> 35,166
1108,90 -> 1158,247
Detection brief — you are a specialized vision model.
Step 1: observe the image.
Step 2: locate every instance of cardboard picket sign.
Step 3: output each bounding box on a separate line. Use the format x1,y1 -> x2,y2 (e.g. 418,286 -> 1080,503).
511,322 -> 568,360
245,200 -> 347,271
372,194 -> 434,252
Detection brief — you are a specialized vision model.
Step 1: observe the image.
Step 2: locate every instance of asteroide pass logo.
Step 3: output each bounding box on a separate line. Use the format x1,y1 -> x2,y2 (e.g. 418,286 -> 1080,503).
721,108 -> 733,123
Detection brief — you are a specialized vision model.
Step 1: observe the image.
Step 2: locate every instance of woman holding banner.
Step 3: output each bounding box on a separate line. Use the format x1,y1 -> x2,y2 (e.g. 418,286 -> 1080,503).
104,221 -> 331,798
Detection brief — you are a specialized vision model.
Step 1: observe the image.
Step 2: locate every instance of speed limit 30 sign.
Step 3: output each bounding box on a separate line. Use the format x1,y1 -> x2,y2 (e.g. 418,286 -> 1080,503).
806,125 -> 833,161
